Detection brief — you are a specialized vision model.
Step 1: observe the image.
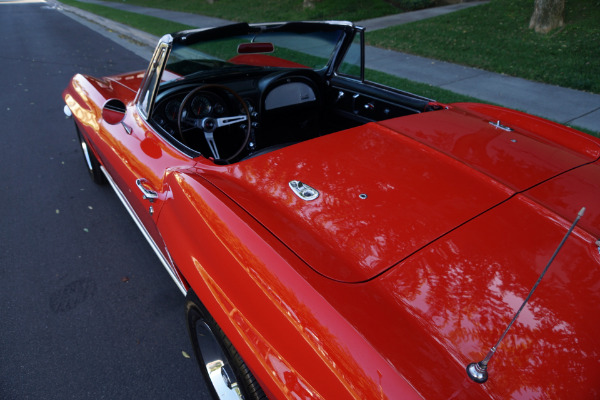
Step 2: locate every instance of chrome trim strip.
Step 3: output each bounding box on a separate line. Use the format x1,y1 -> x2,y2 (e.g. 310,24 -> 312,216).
100,166 -> 187,295
80,141 -> 94,172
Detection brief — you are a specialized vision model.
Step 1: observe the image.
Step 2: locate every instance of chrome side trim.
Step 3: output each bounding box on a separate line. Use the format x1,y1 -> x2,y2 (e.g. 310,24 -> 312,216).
80,140 -> 94,172
100,166 -> 187,295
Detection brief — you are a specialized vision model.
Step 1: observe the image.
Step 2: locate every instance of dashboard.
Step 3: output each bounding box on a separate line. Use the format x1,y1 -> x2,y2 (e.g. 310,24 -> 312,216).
264,81 -> 316,110
151,69 -> 322,159
150,67 -> 428,164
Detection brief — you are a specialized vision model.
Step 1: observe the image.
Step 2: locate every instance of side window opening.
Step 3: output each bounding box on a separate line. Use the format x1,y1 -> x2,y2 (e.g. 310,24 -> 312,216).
337,29 -> 364,81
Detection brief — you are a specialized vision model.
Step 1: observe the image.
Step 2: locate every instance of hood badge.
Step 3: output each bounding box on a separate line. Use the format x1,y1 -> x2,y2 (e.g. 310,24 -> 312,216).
289,180 -> 319,201
489,120 -> 513,132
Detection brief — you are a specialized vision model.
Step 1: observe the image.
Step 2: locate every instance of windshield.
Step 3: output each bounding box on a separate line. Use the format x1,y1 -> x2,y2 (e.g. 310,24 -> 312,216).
163,25 -> 346,84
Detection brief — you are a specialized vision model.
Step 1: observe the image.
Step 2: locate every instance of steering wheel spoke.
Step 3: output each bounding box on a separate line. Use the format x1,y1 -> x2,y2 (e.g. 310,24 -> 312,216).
204,131 -> 221,160
180,117 -> 198,131
181,115 -> 197,126
216,115 -> 247,128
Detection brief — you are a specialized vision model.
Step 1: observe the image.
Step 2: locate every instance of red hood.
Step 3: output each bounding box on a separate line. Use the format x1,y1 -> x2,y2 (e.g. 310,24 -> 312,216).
205,107 -> 599,283
106,69 -> 182,93
106,70 -> 146,94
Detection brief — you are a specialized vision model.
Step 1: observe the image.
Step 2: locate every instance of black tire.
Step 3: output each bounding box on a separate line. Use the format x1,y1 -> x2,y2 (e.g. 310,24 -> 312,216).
75,123 -> 106,184
185,291 -> 267,400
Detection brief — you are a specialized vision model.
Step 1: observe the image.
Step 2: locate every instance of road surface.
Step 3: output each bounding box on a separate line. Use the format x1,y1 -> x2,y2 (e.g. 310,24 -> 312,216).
0,1 -> 210,398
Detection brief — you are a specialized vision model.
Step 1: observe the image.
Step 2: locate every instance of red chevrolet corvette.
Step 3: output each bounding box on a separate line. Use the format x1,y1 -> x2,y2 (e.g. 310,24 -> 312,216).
63,21 -> 600,399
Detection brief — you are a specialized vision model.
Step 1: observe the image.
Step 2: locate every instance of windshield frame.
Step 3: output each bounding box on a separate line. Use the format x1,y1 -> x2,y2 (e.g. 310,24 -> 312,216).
136,21 -> 358,122
166,22 -> 353,80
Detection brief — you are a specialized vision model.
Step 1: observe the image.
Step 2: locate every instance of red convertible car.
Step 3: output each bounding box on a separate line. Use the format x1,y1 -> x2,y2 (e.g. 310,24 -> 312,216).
63,21 -> 600,399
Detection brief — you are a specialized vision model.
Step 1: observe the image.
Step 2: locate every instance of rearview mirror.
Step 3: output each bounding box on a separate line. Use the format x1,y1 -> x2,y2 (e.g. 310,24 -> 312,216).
237,42 -> 274,54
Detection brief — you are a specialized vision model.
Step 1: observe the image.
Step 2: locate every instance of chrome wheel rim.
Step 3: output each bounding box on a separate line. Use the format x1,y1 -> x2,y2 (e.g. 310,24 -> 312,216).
195,320 -> 244,400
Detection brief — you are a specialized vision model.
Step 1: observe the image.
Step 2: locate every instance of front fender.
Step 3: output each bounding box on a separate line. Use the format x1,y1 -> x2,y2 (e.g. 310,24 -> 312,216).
63,73 -> 139,134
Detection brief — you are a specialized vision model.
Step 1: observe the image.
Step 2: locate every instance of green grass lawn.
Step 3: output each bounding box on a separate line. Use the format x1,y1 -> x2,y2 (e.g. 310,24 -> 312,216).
367,0 -> 600,94
99,0 -> 434,22
59,0 -> 598,136
61,0 -> 193,36
59,0 -> 480,105
74,0 -> 599,95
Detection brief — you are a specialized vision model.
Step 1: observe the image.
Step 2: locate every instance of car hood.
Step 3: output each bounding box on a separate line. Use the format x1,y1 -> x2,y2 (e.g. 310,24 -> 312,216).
205,106 -> 600,282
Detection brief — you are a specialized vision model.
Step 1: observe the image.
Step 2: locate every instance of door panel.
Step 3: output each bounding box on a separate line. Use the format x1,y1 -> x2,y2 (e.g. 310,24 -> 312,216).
95,105 -> 195,257
326,76 -> 427,125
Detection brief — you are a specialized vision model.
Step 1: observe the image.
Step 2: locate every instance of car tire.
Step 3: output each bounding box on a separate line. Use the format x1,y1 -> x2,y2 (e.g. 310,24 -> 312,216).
75,123 -> 106,184
185,291 -> 267,400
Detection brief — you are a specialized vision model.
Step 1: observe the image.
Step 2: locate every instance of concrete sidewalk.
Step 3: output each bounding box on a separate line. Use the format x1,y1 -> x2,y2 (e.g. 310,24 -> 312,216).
54,0 -> 599,133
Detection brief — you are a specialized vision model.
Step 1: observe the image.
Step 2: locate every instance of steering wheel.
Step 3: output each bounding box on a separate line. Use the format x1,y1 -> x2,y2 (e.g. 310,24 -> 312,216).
177,84 -> 251,163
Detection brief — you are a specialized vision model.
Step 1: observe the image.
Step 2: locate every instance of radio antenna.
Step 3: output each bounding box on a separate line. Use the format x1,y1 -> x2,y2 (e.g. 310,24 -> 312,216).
466,207 -> 586,383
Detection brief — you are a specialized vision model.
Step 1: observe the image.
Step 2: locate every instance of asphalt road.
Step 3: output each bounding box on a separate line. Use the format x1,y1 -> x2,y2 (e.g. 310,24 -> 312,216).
0,2 -> 209,398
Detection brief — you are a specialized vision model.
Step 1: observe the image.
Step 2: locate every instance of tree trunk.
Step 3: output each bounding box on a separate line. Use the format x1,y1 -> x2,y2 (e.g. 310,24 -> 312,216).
529,0 -> 565,33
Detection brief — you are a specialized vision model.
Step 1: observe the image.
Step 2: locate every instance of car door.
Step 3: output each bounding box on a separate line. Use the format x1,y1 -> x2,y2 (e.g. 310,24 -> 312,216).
96,99 -> 194,291
90,42 -> 192,291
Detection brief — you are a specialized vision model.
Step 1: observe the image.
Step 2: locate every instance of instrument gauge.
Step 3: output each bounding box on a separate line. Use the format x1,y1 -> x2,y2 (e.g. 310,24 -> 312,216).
165,100 -> 181,121
240,99 -> 254,114
191,95 -> 212,117
214,103 -> 225,115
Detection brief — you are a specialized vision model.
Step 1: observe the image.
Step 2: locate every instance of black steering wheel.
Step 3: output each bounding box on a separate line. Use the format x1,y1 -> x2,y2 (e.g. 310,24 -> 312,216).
177,84 -> 251,163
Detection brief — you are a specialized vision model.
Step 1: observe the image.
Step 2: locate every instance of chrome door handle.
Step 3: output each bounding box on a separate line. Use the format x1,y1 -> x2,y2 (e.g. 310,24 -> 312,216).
136,178 -> 158,202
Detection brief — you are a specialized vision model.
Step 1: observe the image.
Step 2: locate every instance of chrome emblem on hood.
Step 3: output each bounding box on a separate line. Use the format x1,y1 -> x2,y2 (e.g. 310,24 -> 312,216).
289,180 -> 319,201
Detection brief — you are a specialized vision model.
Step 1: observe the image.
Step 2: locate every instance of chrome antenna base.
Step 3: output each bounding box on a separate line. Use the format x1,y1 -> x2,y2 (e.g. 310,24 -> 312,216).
466,361 -> 489,383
